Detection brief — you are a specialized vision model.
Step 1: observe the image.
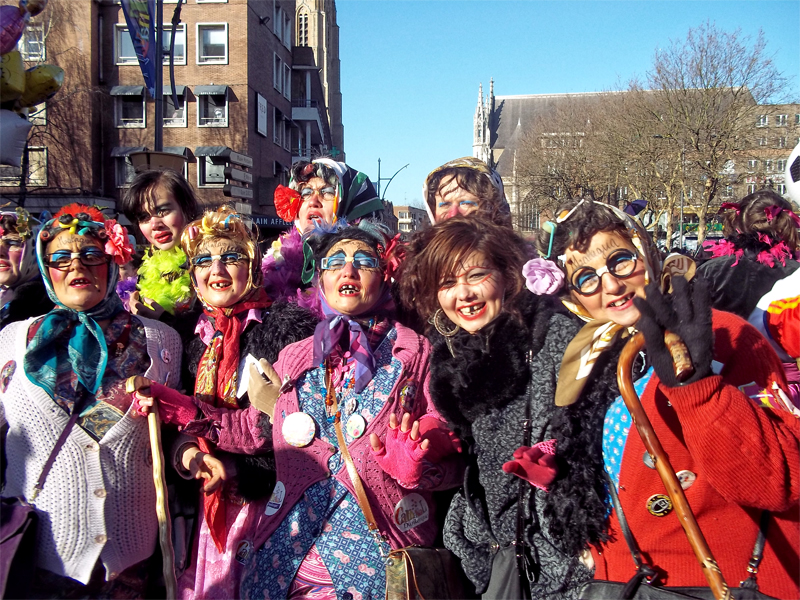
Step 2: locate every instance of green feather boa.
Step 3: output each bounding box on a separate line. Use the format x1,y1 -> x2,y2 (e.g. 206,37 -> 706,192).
137,246 -> 193,315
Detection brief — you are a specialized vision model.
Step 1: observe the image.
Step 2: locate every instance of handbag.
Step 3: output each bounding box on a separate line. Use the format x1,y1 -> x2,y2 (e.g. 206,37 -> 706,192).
330,391 -> 468,599
0,399 -> 83,598
578,473 -> 776,600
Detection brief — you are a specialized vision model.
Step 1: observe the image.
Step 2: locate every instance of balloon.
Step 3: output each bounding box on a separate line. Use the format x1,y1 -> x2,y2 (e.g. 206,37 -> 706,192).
785,143 -> 800,205
17,63 -> 63,107
0,108 -> 32,168
0,4 -> 27,56
23,0 -> 48,18
0,50 -> 25,103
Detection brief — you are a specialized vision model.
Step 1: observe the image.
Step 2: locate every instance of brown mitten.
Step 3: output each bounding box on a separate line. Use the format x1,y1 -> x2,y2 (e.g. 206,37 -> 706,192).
247,358 -> 281,420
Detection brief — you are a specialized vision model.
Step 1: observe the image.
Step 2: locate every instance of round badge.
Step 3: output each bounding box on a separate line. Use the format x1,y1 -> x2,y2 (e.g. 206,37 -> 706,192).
345,414 -> 367,439
646,494 -> 673,517
399,382 -> 417,412
676,470 -> 697,490
0,360 -> 16,393
643,451 -> 656,470
282,412 -> 316,447
160,349 -> 171,364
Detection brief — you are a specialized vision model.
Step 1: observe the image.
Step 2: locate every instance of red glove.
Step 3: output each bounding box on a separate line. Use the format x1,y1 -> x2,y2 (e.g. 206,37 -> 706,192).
370,413 -> 430,488
133,382 -> 200,427
417,417 -> 463,461
502,439 -> 558,491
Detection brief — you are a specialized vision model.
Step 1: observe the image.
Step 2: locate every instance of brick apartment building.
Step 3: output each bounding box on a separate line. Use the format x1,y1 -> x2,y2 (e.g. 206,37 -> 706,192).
393,205 -> 427,236
0,0 -> 344,240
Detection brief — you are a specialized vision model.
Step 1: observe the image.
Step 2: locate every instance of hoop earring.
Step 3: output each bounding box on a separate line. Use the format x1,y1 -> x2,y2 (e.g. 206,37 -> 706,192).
431,309 -> 459,358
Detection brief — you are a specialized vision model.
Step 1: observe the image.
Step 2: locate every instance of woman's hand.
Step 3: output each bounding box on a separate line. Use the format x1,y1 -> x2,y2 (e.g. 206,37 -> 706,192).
181,445 -> 227,494
370,412 -> 430,487
633,276 -> 713,387
129,291 -> 166,320
502,440 -> 558,491
130,380 -> 200,426
247,358 -> 281,421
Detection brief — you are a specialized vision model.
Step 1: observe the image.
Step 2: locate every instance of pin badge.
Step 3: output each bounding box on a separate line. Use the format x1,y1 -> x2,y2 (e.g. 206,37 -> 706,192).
0,360 -> 16,393
282,412 -> 316,447
345,414 -> 367,439
646,494 -> 673,517
399,382 -> 417,412
643,451 -> 656,470
676,470 -> 696,490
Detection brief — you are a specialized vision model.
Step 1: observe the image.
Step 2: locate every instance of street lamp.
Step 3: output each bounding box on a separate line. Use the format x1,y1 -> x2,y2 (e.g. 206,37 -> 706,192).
376,159 -> 409,200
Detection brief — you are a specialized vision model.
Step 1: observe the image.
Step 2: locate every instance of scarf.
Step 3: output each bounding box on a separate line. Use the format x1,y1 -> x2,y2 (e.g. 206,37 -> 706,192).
554,203 -> 695,407
194,287 -> 271,553
312,287 -> 394,393
24,229 -> 123,400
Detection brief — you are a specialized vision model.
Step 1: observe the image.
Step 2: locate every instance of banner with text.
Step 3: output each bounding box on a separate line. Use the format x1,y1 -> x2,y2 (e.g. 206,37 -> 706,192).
120,0 -> 157,98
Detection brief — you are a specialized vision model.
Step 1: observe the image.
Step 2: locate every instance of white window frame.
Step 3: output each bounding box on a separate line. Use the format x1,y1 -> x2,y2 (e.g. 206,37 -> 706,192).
747,183 -> 757,194
114,24 -> 138,65
0,147 -> 47,187
116,156 -> 136,188
283,12 -> 291,48
747,159 -> 758,170
777,137 -> 787,148
163,91 -> 187,127
256,93 -> 268,137
283,63 -> 291,100
283,117 -> 291,152
114,93 -> 146,128
765,160 -> 773,172
28,102 -> 46,126
196,23 -> 228,65
198,156 -> 226,187
776,184 -> 787,195
197,92 -> 228,127
775,114 -> 787,126
162,24 -> 187,65
19,23 -> 45,61
756,115 -> 768,127
297,9 -> 308,46
273,107 -> 282,146
777,159 -> 787,172
758,137 -> 767,147
273,53 -> 282,92
274,4 -> 281,37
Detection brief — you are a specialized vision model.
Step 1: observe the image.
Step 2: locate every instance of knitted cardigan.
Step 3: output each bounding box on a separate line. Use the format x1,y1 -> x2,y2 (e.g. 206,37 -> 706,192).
0,316 -> 182,585
589,310 -> 800,598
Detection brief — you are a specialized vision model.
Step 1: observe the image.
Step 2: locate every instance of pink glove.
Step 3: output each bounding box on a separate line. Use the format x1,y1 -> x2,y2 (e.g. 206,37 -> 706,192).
501,439 -> 558,491
417,417 -> 463,461
134,382 -> 200,427
370,413 -> 430,487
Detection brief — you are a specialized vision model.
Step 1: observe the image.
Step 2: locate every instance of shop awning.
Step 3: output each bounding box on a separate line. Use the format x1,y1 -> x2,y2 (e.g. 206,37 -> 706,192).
195,146 -> 230,157
162,85 -> 186,96
110,85 -> 144,96
194,85 -> 229,96
110,146 -> 146,157
163,146 -> 189,156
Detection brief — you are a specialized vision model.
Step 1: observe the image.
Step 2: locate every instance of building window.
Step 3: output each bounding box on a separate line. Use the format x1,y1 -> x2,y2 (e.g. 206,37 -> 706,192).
273,54 -> 282,92
114,91 -> 146,128
163,88 -> 187,127
777,159 -> 787,172
115,25 -> 138,64
776,184 -> 787,195
398,211 -> 408,219
777,137 -> 787,148
116,157 -> 136,187
28,102 -> 46,126
198,93 -> 228,127
724,185 -> 733,197
198,157 -> 225,186
758,137 -> 767,146
162,25 -> 186,65
19,23 -> 45,61
283,117 -> 291,152
747,183 -> 756,194
273,107 -> 284,146
283,63 -> 291,100
765,160 -> 773,172
283,12 -> 292,48
775,114 -> 787,126
257,93 -> 268,137
399,223 -> 410,232
747,159 -> 758,170
197,24 -> 228,64
297,10 -> 308,46
756,115 -> 768,127
0,147 -> 46,187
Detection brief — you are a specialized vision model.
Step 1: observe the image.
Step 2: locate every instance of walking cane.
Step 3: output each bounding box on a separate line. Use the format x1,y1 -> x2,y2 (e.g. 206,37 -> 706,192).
617,332 -> 732,600
127,377 -> 178,599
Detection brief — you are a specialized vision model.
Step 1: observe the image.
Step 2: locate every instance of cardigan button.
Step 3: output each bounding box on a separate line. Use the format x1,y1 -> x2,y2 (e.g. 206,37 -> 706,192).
342,593 -> 353,600
94,489 -> 107,498
85,443 -> 98,451
94,534 -> 107,544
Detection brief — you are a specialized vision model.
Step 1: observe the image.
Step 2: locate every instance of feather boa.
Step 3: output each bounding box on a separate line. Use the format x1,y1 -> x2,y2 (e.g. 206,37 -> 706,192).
137,246 -> 193,315
703,232 -> 800,268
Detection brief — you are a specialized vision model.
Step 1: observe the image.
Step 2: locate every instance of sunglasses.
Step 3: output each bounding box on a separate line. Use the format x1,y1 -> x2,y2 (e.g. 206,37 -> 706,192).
569,249 -> 640,296
320,251 -> 380,271
45,248 -> 109,271
191,252 -> 249,269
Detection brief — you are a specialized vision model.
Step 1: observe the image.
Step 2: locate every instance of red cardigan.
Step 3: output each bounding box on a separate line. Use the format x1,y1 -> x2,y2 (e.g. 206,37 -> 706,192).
591,310 -> 800,599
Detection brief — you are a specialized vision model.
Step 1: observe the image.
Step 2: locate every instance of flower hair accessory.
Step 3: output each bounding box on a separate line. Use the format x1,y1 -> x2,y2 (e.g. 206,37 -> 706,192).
523,257 -> 565,295
381,233 -> 405,282
720,201 -> 741,215
765,205 -> 800,227
104,219 -> 134,265
274,184 -> 302,222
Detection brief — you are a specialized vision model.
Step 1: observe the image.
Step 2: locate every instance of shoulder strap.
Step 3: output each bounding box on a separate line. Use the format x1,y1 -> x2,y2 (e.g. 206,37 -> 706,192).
30,404 -> 82,501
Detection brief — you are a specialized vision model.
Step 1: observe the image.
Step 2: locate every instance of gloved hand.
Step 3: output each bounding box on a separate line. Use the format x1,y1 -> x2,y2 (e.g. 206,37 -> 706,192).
131,380 -> 200,427
417,418 -> 463,461
247,358 -> 281,421
633,276 -> 713,387
502,440 -> 557,491
370,413 -> 431,487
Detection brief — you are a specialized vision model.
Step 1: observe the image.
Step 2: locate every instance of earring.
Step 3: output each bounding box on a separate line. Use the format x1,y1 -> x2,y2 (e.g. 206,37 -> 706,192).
431,309 -> 459,358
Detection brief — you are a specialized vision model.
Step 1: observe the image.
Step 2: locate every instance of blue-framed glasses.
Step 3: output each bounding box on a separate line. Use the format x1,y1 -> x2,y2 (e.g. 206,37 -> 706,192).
45,248 -> 109,270
569,249 -> 639,296
299,185 -> 336,201
320,250 -> 380,271
191,252 -> 249,269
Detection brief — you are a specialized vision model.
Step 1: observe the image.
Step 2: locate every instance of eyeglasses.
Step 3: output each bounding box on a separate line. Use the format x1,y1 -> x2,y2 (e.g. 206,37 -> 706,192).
191,252 -> 249,269
438,266 -> 496,291
320,251 -> 380,271
569,249 -> 639,296
299,185 -> 336,201
0,237 -> 24,250
45,248 -> 109,270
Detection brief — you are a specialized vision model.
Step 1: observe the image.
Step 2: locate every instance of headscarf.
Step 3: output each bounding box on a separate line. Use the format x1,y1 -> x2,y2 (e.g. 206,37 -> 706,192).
0,207 -> 41,308
422,156 -> 509,224
274,159 -> 384,229
23,205 -> 133,399
549,201 -> 694,407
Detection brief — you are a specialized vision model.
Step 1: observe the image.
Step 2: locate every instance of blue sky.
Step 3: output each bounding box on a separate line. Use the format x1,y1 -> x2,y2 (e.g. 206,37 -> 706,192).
336,1 -> 800,208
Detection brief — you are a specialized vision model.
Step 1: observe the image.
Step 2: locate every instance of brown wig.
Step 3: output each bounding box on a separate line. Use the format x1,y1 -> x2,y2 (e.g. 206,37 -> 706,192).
398,216 -> 528,326
722,189 -> 800,251
425,167 -> 511,227
120,169 -> 201,228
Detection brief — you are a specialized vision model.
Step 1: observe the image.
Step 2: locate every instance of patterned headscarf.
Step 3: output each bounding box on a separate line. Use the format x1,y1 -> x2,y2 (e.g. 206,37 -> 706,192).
422,156 -> 509,224
0,207 -> 41,308
24,205 -> 131,399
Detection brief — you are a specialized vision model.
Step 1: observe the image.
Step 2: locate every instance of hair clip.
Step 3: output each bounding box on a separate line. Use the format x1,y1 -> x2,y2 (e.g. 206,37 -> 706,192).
542,221 -> 557,259
556,199 -> 586,224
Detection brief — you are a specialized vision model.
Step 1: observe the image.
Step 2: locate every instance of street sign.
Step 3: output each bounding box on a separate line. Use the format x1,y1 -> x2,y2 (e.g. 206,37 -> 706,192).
228,151 -> 253,168
225,166 -> 253,184
224,185 -> 254,199
234,202 -> 252,214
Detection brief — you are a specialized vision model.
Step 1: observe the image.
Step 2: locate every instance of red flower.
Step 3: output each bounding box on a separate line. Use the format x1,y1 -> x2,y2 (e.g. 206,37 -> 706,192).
274,185 -> 301,222
104,219 -> 134,265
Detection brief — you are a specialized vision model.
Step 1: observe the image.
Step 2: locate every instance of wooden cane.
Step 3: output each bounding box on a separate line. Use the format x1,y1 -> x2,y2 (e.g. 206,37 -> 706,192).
617,332 -> 732,600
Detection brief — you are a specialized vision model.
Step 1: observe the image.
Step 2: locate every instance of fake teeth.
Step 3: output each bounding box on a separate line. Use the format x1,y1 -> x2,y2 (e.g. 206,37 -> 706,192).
608,294 -> 633,308
339,284 -> 359,295
211,281 -> 231,290
459,304 -> 484,316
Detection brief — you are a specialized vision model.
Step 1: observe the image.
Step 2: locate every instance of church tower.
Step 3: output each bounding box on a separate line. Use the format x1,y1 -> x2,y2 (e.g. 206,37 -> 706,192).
472,79 -> 494,166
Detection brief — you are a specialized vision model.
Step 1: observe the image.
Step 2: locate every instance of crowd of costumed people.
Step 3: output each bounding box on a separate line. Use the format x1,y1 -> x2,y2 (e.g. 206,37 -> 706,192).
0,152 -> 798,600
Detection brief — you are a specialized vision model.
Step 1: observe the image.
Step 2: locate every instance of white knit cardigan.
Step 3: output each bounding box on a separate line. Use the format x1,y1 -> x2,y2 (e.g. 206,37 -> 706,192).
0,316 -> 182,585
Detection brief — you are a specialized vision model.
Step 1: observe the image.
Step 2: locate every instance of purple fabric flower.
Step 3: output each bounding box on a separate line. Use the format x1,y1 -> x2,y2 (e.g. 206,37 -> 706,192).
116,276 -> 138,311
523,258 -> 565,295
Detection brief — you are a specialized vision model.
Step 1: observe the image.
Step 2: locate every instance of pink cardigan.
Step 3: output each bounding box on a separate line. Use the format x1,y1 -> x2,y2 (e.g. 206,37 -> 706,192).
240,322 -> 461,550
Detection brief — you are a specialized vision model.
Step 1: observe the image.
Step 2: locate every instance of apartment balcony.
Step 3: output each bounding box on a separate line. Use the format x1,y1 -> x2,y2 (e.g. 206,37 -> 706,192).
292,99 -> 325,144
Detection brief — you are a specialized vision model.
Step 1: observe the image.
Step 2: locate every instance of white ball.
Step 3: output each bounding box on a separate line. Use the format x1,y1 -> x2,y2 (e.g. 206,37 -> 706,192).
785,142 -> 800,205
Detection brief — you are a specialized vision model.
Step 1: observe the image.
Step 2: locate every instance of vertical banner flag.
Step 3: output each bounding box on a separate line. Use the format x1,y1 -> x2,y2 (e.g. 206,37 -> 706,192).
119,0 -> 157,98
